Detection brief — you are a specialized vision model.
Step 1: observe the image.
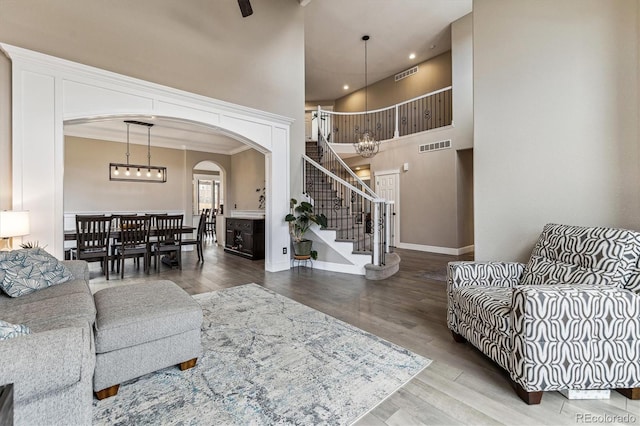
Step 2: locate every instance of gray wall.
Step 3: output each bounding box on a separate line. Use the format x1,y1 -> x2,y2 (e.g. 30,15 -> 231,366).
456,149 -> 474,247
65,136 -> 261,223
474,0 -> 640,261
334,52 -> 452,112
347,134 -> 459,248
65,137 -> 186,212
0,0 -> 304,210
229,149 -> 266,211
342,14 -> 474,252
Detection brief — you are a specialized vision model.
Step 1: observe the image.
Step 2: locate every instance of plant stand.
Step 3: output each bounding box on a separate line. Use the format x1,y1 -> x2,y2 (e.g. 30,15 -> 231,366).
291,254 -> 312,272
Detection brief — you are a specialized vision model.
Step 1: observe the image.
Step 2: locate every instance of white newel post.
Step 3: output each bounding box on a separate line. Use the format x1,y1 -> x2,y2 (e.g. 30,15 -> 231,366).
372,200 -> 382,266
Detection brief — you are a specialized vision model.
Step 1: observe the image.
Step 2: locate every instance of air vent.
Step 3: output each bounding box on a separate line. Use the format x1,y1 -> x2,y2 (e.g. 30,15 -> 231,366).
395,66 -> 419,82
419,139 -> 451,153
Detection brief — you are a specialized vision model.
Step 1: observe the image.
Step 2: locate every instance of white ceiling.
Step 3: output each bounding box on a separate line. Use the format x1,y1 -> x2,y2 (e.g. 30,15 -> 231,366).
65,0 -> 472,154
64,116 -> 250,155
304,0 -> 472,102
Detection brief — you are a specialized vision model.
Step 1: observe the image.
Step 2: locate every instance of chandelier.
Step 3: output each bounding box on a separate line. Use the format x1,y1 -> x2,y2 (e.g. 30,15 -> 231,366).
353,35 -> 380,158
109,120 -> 167,183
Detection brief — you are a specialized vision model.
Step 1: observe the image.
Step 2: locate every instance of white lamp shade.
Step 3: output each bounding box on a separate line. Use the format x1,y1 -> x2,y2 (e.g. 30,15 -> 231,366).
0,211 -> 30,238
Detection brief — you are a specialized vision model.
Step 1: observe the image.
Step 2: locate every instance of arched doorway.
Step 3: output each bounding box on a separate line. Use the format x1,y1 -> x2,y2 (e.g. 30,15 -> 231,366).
3,43 -> 292,272
192,160 -> 224,243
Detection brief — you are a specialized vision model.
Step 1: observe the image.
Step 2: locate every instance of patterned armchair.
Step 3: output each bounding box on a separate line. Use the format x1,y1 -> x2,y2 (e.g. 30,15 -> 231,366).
447,223 -> 640,404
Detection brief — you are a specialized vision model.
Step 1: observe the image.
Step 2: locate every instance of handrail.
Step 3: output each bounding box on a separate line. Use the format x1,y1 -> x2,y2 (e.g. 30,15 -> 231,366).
320,104 -> 395,116
395,85 -> 452,107
303,154 -> 377,202
303,155 -> 389,266
317,131 -> 377,197
320,86 -> 452,116
317,85 -> 453,144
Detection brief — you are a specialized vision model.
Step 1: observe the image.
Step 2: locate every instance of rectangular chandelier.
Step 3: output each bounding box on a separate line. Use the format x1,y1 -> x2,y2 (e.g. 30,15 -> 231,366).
109,163 -> 167,183
109,120 -> 167,183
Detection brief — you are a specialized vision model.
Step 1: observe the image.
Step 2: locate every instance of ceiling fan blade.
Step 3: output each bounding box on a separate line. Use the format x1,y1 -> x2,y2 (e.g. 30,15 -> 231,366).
238,0 -> 253,17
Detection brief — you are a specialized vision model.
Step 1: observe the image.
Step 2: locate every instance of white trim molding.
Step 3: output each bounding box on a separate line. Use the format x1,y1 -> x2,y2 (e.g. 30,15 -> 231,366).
396,242 -> 475,256
1,43 -> 292,272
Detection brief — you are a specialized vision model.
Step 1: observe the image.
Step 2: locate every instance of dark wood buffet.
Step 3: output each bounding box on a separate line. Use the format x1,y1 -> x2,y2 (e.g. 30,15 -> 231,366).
224,217 -> 265,260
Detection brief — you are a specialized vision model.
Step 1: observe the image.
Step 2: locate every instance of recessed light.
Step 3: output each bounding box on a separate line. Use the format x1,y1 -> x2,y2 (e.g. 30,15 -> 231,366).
355,167 -> 361,170
343,85 -> 349,90
409,53 -> 416,60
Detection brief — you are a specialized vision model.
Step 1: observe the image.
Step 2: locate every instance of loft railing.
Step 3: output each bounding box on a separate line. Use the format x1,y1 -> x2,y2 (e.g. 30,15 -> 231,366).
317,86 -> 452,144
303,154 -> 392,266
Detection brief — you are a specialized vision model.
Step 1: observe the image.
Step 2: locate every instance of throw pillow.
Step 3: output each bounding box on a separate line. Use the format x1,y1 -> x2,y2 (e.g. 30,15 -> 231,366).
520,223 -> 634,287
0,319 -> 31,340
0,248 -> 74,297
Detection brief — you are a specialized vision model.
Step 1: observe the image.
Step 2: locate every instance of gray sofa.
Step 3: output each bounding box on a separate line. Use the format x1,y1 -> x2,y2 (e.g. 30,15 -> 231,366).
0,260 -> 95,426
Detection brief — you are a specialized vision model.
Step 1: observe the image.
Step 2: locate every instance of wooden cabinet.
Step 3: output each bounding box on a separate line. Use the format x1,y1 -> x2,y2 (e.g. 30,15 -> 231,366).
224,217 -> 265,260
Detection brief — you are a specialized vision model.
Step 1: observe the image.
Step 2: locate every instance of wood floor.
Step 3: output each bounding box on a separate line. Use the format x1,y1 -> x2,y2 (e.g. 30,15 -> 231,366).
88,242 -> 640,426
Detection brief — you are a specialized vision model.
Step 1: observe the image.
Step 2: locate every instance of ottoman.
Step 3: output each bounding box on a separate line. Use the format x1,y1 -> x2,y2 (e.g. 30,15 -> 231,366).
92,280 -> 203,399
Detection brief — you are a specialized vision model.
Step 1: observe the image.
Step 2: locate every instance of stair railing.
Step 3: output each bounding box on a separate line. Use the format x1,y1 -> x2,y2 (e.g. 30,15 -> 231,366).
303,154 -> 387,266
314,130 -> 377,198
317,86 -> 452,144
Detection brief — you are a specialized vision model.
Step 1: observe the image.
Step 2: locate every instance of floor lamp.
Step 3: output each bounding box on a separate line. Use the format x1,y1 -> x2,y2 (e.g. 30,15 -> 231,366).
0,211 -> 30,251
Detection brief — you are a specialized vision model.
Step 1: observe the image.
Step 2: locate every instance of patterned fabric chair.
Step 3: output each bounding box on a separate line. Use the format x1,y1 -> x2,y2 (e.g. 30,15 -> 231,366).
447,223 -> 640,404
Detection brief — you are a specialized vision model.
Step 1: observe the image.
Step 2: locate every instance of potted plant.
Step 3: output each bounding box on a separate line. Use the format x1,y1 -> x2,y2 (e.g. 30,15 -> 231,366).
285,198 -> 327,260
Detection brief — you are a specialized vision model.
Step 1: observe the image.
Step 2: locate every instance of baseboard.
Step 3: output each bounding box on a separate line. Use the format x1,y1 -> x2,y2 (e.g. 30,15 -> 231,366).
265,259 -> 291,272
302,260 -> 365,276
396,242 -> 474,256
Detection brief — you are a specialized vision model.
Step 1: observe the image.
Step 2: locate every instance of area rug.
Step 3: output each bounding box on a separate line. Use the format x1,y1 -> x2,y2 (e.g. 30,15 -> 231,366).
93,283 -> 431,425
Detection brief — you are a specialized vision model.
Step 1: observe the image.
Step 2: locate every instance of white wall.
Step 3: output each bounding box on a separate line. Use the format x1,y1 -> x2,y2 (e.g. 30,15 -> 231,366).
0,54 -> 10,210
452,13 -> 473,151
474,0 -> 640,261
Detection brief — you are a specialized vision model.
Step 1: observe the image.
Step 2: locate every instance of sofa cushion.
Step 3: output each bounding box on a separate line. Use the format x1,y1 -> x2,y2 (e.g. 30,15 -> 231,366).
0,319 -> 31,340
0,327 -> 88,401
620,231 -> 640,294
1,291 -> 96,333
0,249 -> 73,297
451,286 -> 513,335
93,280 -> 202,353
0,277 -> 91,311
520,223 -> 638,287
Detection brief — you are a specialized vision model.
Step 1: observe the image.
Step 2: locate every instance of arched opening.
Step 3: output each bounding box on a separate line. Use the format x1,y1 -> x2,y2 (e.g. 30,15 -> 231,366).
4,44 -> 293,272
192,160 -> 224,243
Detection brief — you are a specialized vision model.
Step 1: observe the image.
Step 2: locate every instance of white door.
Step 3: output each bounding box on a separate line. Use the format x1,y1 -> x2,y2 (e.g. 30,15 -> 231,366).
375,171 -> 400,247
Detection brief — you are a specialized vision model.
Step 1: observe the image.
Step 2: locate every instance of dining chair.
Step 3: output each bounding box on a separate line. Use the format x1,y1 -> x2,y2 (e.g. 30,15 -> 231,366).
205,208 -> 216,241
74,215 -> 112,280
181,212 -> 207,262
151,214 -> 184,271
109,214 -> 128,272
113,215 -> 151,278
145,212 -> 168,228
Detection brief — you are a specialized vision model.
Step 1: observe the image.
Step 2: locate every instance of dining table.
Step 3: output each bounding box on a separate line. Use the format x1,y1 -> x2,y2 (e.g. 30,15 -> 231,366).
63,225 -> 196,241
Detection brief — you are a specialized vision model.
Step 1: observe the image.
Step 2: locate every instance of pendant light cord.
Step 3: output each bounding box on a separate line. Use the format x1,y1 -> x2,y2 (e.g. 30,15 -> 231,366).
125,122 -> 131,166
363,35 -> 369,116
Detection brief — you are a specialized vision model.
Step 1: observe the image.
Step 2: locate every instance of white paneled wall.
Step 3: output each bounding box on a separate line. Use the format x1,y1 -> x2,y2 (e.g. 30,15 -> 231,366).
3,43 -> 293,272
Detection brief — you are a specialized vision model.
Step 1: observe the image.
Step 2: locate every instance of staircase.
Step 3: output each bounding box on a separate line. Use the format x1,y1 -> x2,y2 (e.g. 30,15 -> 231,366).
304,141 -> 373,255
301,137 -> 400,279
